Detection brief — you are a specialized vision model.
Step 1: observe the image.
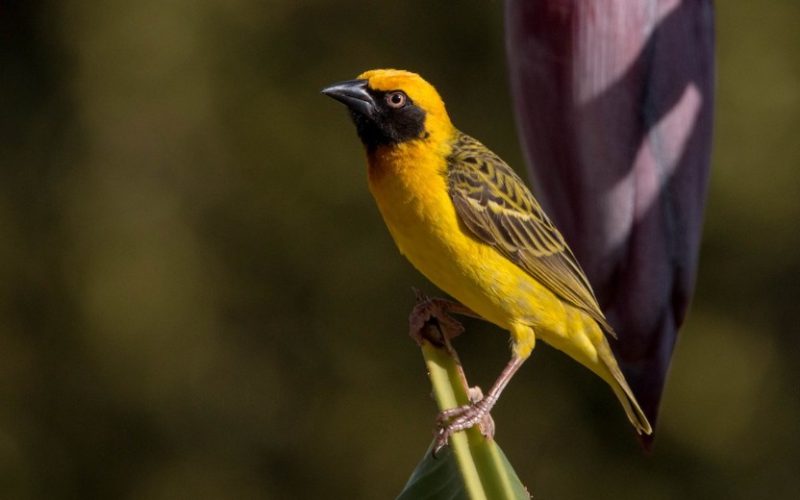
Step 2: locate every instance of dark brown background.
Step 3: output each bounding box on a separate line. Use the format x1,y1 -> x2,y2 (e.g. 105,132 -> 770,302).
1,1 -> 798,498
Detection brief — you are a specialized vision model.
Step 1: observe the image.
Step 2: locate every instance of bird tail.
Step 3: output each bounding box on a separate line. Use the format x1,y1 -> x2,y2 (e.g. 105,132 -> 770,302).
598,342 -> 652,436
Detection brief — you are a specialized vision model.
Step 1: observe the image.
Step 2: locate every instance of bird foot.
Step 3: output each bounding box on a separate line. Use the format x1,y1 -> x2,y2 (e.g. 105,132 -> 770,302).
433,386 -> 496,456
409,288 -> 467,345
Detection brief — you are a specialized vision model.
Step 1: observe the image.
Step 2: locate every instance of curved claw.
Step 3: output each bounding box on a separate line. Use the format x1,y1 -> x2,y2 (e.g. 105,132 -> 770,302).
432,393 -> 497,456
433,427 -> 451,457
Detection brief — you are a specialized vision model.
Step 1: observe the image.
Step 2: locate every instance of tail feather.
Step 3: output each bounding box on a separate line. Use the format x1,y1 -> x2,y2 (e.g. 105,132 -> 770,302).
599,343 -> 653,435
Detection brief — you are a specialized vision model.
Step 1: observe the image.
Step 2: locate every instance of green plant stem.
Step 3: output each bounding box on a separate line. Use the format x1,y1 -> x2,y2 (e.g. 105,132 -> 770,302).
421,337 -> 530,499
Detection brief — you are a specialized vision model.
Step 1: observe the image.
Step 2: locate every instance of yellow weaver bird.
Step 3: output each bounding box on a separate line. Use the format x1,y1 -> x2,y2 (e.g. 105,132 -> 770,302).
323,69 -> 652,449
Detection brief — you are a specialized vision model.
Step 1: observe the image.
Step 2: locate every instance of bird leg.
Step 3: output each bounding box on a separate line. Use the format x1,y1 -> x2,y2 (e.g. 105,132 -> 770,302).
408,288 -> 480,346
466,386 -> 495,440
434,355 -> 526,454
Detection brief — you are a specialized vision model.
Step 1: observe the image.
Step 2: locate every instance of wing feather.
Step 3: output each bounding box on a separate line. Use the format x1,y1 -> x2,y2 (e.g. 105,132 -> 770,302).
447,132 -> 616,337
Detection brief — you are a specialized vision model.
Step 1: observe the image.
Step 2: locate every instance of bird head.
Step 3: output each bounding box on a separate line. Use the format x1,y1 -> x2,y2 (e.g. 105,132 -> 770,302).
322,69 -> 454,151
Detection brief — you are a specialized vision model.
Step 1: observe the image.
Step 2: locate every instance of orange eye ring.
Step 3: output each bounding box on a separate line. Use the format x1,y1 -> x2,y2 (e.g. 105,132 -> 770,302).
385,91 -> 407,109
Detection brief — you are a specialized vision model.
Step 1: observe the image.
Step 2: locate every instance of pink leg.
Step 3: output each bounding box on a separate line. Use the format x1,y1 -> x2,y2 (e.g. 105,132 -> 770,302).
434,355 -> 526,455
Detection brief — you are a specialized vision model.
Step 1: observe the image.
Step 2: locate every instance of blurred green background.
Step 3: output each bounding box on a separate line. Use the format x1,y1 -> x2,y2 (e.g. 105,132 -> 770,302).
2,1 -> 798,498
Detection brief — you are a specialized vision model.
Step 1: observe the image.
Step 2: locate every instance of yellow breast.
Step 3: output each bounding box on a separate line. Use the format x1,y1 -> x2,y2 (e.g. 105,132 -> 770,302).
366,141 -> 572,336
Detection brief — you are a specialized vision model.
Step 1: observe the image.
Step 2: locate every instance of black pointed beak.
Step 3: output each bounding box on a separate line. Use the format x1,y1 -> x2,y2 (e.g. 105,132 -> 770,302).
321,79 -> 375,116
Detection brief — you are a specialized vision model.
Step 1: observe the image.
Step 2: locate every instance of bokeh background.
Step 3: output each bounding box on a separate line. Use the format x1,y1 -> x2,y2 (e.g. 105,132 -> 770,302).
2,1 -> 798,498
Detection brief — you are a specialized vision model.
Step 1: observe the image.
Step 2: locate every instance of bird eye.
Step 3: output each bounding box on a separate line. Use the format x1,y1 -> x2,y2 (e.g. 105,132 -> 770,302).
385,91 -> 407,109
